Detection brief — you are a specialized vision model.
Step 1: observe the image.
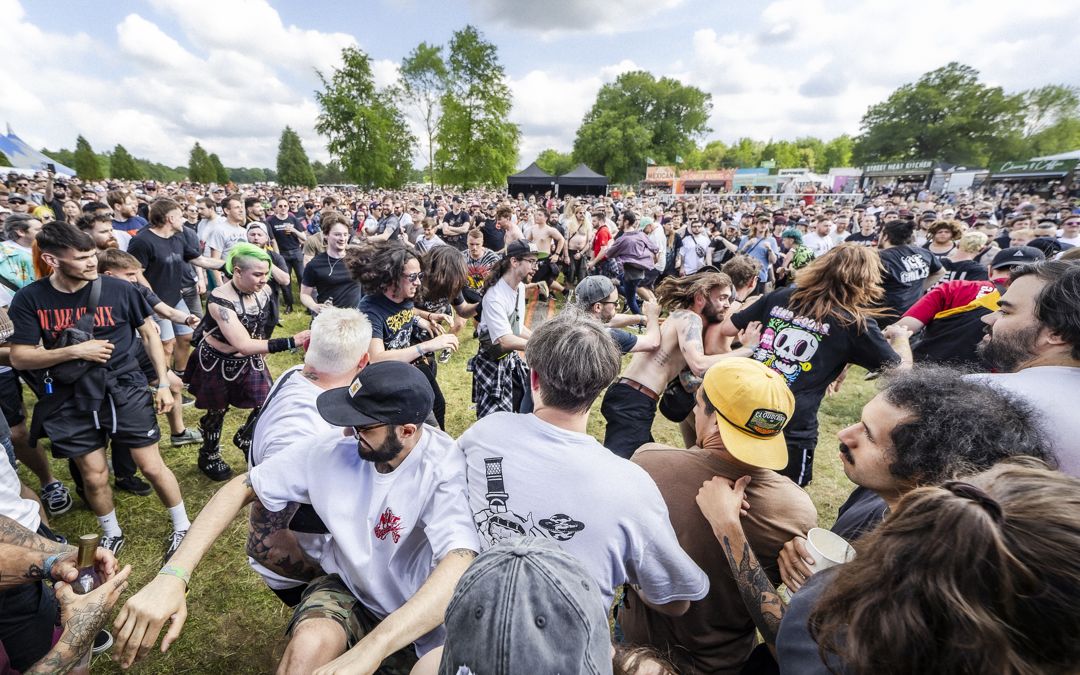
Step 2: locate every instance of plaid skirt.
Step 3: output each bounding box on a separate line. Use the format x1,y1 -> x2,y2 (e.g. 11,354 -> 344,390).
183,341 -> 271,410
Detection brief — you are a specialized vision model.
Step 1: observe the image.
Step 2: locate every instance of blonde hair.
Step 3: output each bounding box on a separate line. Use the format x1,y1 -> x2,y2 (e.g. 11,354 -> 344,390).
305,308 -> 372,374
957,231 -> 988,254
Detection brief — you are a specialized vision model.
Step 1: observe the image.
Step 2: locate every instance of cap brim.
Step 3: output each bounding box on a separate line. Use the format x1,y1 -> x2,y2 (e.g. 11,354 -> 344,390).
316,389 -> 382,428
714,414 -> 788,471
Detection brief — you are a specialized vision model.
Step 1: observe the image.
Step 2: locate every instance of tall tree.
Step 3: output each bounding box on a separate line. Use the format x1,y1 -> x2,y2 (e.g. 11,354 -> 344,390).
400,42 -> 448,190
109,144 -> 143,180
852,62 -> 1024,167
722,138 -> 765,169
276,127 -> 317,187
1019,84 -> 1080,137
534,148 -> 575,176
0,150 -> 11,167
821,135 -> 854,171
188,143 -> 215,183
73,135 -> 104,180
435,25 -> 519,188
573,71 -> 712,183
316,46 -> 415,188
208,153 -> 230,184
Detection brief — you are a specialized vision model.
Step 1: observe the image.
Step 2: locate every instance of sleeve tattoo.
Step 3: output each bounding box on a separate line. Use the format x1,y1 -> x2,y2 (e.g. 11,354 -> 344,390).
246,502 -> 322,581
722,535 -> 786,645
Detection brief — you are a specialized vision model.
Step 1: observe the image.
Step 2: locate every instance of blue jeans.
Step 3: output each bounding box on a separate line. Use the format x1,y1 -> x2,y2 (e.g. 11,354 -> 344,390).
621,275 -> 642,314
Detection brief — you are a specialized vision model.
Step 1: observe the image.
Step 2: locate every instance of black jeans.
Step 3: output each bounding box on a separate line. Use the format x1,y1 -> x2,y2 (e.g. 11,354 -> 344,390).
600,382 -> 657,459
279,251 -> 305,310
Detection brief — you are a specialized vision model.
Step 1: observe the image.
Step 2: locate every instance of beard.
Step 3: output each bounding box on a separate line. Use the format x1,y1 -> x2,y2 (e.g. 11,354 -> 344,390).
701,303 -> 727,324
977,323 -> 1040,372
357,430 -> 403,465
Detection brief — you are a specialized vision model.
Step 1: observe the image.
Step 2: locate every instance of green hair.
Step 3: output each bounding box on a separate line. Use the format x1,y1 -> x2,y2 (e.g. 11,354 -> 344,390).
225,242 -> 271,275
781,228 -> 803,245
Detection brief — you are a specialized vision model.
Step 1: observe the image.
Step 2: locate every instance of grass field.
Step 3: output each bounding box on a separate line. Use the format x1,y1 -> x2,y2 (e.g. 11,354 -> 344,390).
18,298 -> 876,674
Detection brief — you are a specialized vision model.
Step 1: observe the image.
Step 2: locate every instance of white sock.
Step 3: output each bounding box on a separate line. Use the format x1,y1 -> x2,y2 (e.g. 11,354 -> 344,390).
97,511 -> 122,538
168,502 -> 191,531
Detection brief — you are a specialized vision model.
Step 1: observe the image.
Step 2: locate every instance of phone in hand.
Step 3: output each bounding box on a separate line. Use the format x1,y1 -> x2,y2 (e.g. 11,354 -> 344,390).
46,162 -> 56,173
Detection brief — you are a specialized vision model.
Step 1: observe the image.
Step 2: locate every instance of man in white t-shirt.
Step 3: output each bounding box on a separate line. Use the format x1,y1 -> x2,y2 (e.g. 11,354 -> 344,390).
1059,214 -> 1080,247
206,195 -> 248,287
245,308 -> 372,606
459,310 -> 708,635
802,216 -> 835,257
113,361 -> 480,673
470,239 -> 537,417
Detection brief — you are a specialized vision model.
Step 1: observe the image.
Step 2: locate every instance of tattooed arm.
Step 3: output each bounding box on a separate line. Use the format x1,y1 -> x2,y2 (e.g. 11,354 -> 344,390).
673,311 -> 754,377
0,514 -> 69,552
314,548 -> 478,675
113,473 -> 257,668
246,501 -> 323,581
697,476 -> 786,649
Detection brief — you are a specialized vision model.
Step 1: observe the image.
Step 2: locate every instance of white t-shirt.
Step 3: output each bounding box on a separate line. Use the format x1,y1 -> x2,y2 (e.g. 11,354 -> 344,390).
1059,235 -> 1080,247
648,227 -> 668,272
678,232 -> 712,275
1,452 -> 40,531
459,412 -> 710,610
802,231 -> 834,257
246,365 -> 337,589
197,217 -> 223,256
248,426 -> 480,655
478,279 -> 525,342
968,366 -> 1080,477
206,221 -> 247,258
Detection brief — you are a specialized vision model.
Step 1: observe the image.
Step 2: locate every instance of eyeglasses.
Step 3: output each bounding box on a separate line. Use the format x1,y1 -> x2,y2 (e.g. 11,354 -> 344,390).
352,423 -> 387,436
404,271 -> 425,282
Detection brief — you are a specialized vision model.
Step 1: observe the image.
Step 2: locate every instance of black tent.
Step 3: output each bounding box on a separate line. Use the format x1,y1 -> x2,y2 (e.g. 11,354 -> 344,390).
556,163 -> 609,196
507,162 -> 555,195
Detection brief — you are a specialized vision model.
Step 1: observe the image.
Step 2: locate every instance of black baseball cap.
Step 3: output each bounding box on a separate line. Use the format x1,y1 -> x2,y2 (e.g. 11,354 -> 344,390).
505,239 -> 548,260
8,195 -> 26,204
316,362 -> 434,427
990,246 -> 1045,270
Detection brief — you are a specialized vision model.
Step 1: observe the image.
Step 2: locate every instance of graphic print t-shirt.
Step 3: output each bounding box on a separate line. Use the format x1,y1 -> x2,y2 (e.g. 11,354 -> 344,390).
879,245 -> 942,317
462,249 -> 500,302
731,286 -> 899,438
8,276 -> 154,371
359,293 -> 416,351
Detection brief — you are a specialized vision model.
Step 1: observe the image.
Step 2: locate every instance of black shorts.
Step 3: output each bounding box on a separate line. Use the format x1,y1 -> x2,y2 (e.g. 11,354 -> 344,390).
0,581 -> 57,672
39,377 -> 161,459
532,259 -> 561,285
640,268 -> 661,289
0,369 -> 26,427
600,382 -> 658,459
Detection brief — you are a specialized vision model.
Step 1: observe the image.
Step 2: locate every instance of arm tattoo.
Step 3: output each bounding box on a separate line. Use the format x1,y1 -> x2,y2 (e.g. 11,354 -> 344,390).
446,548 -> 477,561
683,313 -> 704,346
0,515 -> 68,553
246,502 -> 321,581
218,308 -> 231,324
721,535 -> 786,645
58,596 -> 109,651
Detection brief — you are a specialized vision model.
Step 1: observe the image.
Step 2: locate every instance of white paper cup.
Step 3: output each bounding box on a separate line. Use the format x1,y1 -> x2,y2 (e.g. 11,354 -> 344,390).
805,527 -> 855,573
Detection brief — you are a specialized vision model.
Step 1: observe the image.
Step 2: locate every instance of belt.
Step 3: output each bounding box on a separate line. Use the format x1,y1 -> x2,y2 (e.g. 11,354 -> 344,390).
617,377 -> 659,401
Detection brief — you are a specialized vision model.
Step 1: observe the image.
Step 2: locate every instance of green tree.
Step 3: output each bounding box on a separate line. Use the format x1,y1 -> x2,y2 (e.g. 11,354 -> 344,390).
573,70 -> 711,183
109,144 -> 143,180
684,140 -> 728,169
73,135 -> 104,180
0,150 -> 10,166
435,25 -> 519,188
821,135 -> 854,171
722,138 -> 765,168
188,143 -> 215,183
852,62 -> 1024,167
534,148 -> 575,176
311,159 -> 347,185
1019,84 -> 1079,137
209,153 -> 230,184
316,46 -> 415,188
275,127 -> 317,188
400,42 -> 448,189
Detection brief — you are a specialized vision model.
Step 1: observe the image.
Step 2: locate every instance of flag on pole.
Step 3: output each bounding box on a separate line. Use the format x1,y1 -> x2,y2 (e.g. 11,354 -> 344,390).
675,155 -> 683,164
645,157 -> 656,165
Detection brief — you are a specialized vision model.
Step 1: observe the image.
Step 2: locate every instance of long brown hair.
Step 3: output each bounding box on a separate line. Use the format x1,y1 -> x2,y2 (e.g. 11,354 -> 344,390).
788,244 -> 887,330
655,271 -> 732,311
419,245 -> 466,302
808,458 -> 1080,675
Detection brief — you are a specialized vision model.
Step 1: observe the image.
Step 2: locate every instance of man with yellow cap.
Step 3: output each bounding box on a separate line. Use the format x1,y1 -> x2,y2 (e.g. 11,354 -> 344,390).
620,358 -> 817,675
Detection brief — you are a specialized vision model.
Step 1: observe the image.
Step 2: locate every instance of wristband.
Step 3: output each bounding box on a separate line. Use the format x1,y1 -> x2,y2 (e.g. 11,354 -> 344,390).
159,564 -> 191,589
43,554 -> 61,582
415,345 -> 425,358
267,337 -> 295,353
156,383 -> 170,390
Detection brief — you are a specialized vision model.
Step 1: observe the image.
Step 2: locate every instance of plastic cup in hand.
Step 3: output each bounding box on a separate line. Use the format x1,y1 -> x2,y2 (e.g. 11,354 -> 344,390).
804,527 -> 855,574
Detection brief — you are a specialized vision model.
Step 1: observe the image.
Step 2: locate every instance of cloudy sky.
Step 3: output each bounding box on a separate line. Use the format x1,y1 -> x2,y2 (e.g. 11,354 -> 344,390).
4,0 -> 1078,170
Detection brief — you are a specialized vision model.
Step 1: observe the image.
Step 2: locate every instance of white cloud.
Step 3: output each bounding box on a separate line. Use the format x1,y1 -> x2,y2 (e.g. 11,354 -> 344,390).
471,0 -> 685,36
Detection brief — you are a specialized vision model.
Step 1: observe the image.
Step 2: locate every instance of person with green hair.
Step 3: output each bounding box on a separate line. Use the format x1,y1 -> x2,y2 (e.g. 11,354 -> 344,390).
183,242 -> 308,481
778,228 -> 816,285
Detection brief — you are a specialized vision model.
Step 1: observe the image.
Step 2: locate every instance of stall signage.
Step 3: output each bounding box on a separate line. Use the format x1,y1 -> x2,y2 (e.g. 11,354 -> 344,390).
992,158 -> 1078,175
862,160 -> 934,176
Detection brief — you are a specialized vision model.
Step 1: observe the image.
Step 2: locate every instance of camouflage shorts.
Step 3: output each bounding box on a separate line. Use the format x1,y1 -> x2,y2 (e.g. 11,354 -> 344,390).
286,574 -> 378,649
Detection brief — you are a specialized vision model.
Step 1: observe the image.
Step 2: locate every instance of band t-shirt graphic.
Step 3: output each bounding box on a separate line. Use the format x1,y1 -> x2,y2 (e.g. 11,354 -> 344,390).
731,286 -> 899,440
359,293 -> 416,351
880,245 -> 942,315
462,248 -> 500,302
472,456 -> 586,546
8,275 -> 154,371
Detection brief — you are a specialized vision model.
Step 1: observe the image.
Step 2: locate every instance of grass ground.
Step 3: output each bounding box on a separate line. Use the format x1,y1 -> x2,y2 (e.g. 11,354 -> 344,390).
18,296 -> 876,674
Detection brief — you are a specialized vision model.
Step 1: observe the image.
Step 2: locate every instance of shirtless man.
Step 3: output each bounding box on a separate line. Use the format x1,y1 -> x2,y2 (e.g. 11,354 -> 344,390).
528,209 -> 567,300
599,272 -> 759,459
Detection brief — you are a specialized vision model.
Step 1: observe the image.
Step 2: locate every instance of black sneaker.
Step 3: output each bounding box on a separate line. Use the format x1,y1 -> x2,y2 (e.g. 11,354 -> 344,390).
40,481 -> 73,517
164,529 -> 187,562
114,474 -> 152,497
93,628 -> 113,654
100,534 -> 126,557
199,450 -> 233,481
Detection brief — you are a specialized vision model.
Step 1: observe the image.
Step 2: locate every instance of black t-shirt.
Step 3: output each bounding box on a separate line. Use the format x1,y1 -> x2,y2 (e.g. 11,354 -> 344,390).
480,219 -> 505,252
844,231 -> 878,247
878,245 -> 941,317
127,228 -> 201,306
731,286 -> 899,439
442,210 -> 471,250
939,258 -> 988,282
359,293 -> 415,351
8,275 -> 154,372
300,252 -> 362,309
831,486 -> 887,541
180,224 -> 199,288
609,327 -> 638,354
266,215 -> 303,254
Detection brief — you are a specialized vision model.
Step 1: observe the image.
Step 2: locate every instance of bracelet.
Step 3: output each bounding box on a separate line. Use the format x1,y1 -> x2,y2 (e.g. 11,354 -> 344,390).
415,345 -> 425,358
43,553 -> 61,582
267,337 -> 295,353
156,383 -> 170,390
159,564 -> 191,590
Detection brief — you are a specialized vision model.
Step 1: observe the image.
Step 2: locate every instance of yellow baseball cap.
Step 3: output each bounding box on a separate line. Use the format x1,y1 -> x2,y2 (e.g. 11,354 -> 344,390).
701,358 -> 794,470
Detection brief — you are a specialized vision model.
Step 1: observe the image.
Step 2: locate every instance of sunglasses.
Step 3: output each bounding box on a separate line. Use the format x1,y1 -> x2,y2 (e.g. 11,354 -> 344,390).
352,423 -> 387,437
404,271 -> 425,282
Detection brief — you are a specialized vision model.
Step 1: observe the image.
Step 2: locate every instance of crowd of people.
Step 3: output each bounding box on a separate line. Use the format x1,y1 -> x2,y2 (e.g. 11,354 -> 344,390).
1,168 -> 1080,674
